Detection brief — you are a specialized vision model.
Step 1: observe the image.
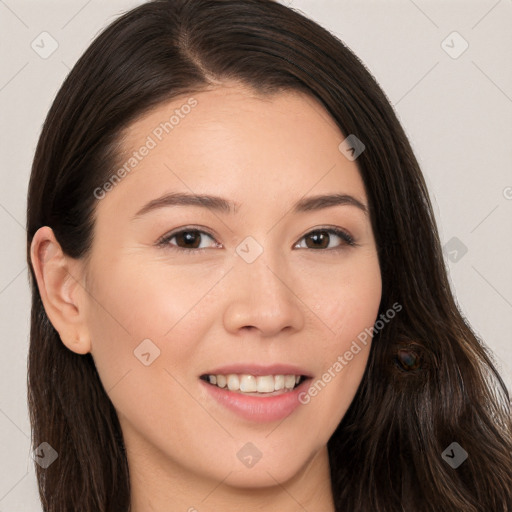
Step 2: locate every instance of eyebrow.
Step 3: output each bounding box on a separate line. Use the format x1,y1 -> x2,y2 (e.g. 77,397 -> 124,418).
132,191 -> 368,219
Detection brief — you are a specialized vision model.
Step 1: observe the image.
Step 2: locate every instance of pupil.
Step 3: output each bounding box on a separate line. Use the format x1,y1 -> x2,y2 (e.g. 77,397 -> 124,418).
309,231 -> 328,249
180,231 -> 199,248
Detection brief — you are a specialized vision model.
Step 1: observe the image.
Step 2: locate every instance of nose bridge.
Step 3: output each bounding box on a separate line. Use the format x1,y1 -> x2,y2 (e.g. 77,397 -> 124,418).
222,238 -> 304,335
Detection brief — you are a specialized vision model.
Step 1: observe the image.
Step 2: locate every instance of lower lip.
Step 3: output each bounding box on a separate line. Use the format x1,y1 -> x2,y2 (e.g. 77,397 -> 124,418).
200,378 -> 311,423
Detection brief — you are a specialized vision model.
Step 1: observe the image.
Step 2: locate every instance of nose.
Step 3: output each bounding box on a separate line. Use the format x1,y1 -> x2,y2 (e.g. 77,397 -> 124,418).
222,250 -> 305,337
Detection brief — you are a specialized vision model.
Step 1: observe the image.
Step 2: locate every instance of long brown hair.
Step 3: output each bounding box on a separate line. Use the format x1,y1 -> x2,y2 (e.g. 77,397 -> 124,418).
26,1 -> 512,510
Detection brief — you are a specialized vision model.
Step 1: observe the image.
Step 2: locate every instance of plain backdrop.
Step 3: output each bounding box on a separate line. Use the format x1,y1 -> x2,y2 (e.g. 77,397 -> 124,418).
0,0 -> 511,510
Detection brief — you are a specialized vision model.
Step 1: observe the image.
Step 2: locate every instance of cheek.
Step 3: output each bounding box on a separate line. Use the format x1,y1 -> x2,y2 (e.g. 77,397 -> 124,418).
303,250 -> 382,342
84,253 -> 224,398
84,262 -> 230,477
82,263 -> 185,404
296,252 -> 381,431
85,257 -> 223,355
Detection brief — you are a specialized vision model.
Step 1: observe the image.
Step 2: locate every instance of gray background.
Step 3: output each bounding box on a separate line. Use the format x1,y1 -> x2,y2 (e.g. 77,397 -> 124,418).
1,0 -> 511,509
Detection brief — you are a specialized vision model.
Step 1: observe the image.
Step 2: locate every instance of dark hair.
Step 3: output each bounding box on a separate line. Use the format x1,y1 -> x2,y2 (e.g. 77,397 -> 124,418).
26,0 -> 512,510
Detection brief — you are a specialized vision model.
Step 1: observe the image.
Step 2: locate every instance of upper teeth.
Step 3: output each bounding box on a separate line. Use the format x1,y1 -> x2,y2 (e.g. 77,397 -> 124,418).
207,374 -> 301,393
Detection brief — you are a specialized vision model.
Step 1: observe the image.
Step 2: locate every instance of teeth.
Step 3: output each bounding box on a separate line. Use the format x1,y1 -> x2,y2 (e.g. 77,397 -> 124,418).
285,375 -> 296,389
256,375 -> 275,393
206,373 -> 303,393
240,375 -> 257,392
227,374 -> 240,391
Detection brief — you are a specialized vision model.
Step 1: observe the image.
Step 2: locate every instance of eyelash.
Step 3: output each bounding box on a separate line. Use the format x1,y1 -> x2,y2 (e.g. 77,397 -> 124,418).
156,225 -> 358,254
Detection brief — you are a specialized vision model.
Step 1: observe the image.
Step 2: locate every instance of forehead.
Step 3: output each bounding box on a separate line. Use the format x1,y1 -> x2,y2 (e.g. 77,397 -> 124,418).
96,83 -> 367,220
123,83 -> 342,150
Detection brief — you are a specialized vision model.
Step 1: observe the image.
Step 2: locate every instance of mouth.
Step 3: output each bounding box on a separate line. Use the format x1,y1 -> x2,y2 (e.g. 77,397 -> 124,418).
198,364 -> 313,422
199,373 -> 308,396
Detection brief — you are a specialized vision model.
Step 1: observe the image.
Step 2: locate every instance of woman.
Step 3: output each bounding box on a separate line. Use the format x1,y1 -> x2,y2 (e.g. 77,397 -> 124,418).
26,0 -> 512,510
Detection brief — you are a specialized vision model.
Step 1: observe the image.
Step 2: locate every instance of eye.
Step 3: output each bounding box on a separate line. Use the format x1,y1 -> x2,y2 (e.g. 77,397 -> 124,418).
294,227 -> 356,250
156,226 -> 357,253
157,228 -> 221,252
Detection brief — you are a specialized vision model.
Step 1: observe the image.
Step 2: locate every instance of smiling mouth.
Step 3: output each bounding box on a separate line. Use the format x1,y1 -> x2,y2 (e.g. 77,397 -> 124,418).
200,373 -> 307,395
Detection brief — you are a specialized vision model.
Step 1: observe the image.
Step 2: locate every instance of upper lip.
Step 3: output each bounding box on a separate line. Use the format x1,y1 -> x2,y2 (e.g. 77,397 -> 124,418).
201,363 -> 313,378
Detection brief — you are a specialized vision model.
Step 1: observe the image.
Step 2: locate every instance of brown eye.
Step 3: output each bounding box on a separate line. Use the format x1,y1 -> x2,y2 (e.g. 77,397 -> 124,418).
174,231 -> 202,249
158,229 -> 219,251
296,228 -> 355,250
305,230 -> 331,249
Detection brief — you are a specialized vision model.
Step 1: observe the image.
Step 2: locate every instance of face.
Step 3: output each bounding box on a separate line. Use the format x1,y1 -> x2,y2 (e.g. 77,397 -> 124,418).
72,84 -> 381,489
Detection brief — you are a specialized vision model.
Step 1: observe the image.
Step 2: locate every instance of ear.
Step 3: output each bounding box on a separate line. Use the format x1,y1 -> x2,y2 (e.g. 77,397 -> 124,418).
30,226 -> 91,355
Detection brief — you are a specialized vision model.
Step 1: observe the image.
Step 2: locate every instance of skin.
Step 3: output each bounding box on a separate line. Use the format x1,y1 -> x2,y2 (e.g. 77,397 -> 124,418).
31,82 -> 382,512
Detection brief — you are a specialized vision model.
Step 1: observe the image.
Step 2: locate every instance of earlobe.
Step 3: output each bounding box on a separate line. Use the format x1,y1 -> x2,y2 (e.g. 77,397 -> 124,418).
30,226 -> 91,355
